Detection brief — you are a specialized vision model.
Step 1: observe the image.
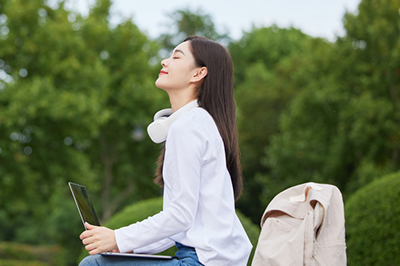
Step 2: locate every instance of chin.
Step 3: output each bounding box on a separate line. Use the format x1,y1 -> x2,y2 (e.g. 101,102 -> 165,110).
155,80 -> 170,92
155,79 -> 163,89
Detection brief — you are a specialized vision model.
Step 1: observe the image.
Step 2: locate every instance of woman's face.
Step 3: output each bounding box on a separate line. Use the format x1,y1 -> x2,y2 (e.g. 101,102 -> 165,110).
155,41 -> 199,92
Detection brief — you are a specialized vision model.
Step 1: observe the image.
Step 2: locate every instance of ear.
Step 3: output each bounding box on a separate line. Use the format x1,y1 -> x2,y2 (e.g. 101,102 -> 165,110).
191,67 -> 208,83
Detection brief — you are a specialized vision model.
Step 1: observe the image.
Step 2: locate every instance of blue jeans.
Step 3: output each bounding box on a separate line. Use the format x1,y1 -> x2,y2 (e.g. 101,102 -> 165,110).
79,243 -> 204,266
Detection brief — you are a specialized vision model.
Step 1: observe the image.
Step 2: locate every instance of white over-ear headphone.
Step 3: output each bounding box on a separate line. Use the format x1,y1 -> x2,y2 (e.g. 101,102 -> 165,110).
147,100 -> 199,143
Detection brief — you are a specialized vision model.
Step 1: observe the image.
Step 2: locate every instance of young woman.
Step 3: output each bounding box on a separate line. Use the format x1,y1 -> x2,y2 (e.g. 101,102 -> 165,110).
79,36 -> 252,266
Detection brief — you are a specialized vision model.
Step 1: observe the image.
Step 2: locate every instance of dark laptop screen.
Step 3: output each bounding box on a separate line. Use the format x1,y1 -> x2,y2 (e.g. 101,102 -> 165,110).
69,182 -> 101,227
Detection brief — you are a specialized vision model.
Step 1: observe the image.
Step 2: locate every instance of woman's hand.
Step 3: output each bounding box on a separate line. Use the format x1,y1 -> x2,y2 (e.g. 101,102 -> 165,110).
80,222 -> 118,255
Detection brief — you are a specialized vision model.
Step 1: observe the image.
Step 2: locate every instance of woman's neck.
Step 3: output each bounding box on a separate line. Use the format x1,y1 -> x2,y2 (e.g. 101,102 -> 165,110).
168,92 -> 198,113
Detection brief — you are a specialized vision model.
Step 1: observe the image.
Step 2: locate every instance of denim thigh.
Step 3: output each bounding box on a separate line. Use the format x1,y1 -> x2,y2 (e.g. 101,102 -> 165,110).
79,243 -> 204,266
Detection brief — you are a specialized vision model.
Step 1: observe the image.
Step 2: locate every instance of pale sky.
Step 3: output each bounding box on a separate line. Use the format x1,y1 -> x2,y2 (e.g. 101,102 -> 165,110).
66,0 -> 362,41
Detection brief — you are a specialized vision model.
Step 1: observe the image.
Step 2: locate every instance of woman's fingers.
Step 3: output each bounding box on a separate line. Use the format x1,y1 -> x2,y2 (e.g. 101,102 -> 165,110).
79,224 -> 118,255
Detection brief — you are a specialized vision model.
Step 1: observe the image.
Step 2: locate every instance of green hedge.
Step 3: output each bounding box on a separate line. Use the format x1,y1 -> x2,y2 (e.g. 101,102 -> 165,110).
345,171 -> 400,265
0,242 -> 63,266
79,197 -> 260,265
0,260 -> 48,266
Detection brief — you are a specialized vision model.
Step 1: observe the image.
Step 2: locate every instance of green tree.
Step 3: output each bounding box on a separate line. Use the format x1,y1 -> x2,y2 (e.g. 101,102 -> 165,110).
265,0 -> 400,205
341,0 -> 400,186
0,0 -> 164,264
158,8 -> 230,54
78,0 -> 165,222
229,26 -> 330,222
0,0 -> 105,242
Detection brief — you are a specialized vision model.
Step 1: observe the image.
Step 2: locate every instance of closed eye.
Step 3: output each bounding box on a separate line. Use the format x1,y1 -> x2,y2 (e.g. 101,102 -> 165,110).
172,49 -> 185,58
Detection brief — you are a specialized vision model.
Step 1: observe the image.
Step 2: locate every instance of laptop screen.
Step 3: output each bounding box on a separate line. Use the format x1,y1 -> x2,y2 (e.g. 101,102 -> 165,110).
69,182 -> 101,227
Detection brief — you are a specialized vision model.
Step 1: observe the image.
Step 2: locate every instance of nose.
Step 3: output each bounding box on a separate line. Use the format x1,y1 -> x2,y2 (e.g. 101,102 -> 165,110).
161,59 -> 167,67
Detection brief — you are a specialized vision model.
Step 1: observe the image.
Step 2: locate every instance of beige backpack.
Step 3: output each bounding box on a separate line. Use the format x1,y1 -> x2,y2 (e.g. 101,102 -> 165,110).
251,182 -> 347,266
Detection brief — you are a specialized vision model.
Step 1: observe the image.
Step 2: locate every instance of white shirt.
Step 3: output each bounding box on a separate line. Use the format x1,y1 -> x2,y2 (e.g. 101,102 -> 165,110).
115,107 -> 252,266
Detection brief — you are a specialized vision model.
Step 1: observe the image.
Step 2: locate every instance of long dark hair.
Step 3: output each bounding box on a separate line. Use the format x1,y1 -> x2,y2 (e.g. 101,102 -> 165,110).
154,36 -> 243,200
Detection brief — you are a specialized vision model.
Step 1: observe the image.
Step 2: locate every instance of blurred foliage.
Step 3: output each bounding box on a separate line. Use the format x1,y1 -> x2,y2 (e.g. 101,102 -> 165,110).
158,8 -> 230,55
0,0 -> 399,264
230,0 -> 400,224
230,26 -> 329,221
0,261 -> 48,266
345,171 -> 400,265
79,197 -> 260,265
236,211 -> 260,265
0,242 -> 62,265
0,0 -> 165,264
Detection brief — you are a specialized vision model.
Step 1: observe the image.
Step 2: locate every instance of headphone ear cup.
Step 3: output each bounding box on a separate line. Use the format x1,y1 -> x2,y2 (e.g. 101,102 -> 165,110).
147,108 -> 172,143
147,117 -> 169,144
147,100 -> 199,143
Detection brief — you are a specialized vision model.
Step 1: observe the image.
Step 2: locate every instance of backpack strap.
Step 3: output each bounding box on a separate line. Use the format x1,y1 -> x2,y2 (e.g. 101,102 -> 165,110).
304,210 -> 315,265
312,202 -> 327,266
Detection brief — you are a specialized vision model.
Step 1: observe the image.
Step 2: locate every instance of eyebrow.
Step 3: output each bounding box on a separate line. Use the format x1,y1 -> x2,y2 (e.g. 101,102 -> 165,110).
173,49 -> 185,56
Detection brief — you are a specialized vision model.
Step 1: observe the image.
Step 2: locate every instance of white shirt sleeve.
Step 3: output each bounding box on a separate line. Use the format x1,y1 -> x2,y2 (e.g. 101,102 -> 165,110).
114,118 -> 204,253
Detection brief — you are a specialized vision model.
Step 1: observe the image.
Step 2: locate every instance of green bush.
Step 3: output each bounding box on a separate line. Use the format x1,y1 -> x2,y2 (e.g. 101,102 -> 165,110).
0,242 -> 63,266
236,210 -> 260,264
345,171 -> 400,266
79,197 -> 260,265
0,259 -> 48,266
105,198 -> 164,230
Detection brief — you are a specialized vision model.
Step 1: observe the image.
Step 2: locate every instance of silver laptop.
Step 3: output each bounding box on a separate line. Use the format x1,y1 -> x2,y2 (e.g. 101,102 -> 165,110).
68,182 -> 174,260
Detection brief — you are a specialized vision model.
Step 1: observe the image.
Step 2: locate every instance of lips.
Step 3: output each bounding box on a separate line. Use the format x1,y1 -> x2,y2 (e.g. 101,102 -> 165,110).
159,70 -> 168,75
